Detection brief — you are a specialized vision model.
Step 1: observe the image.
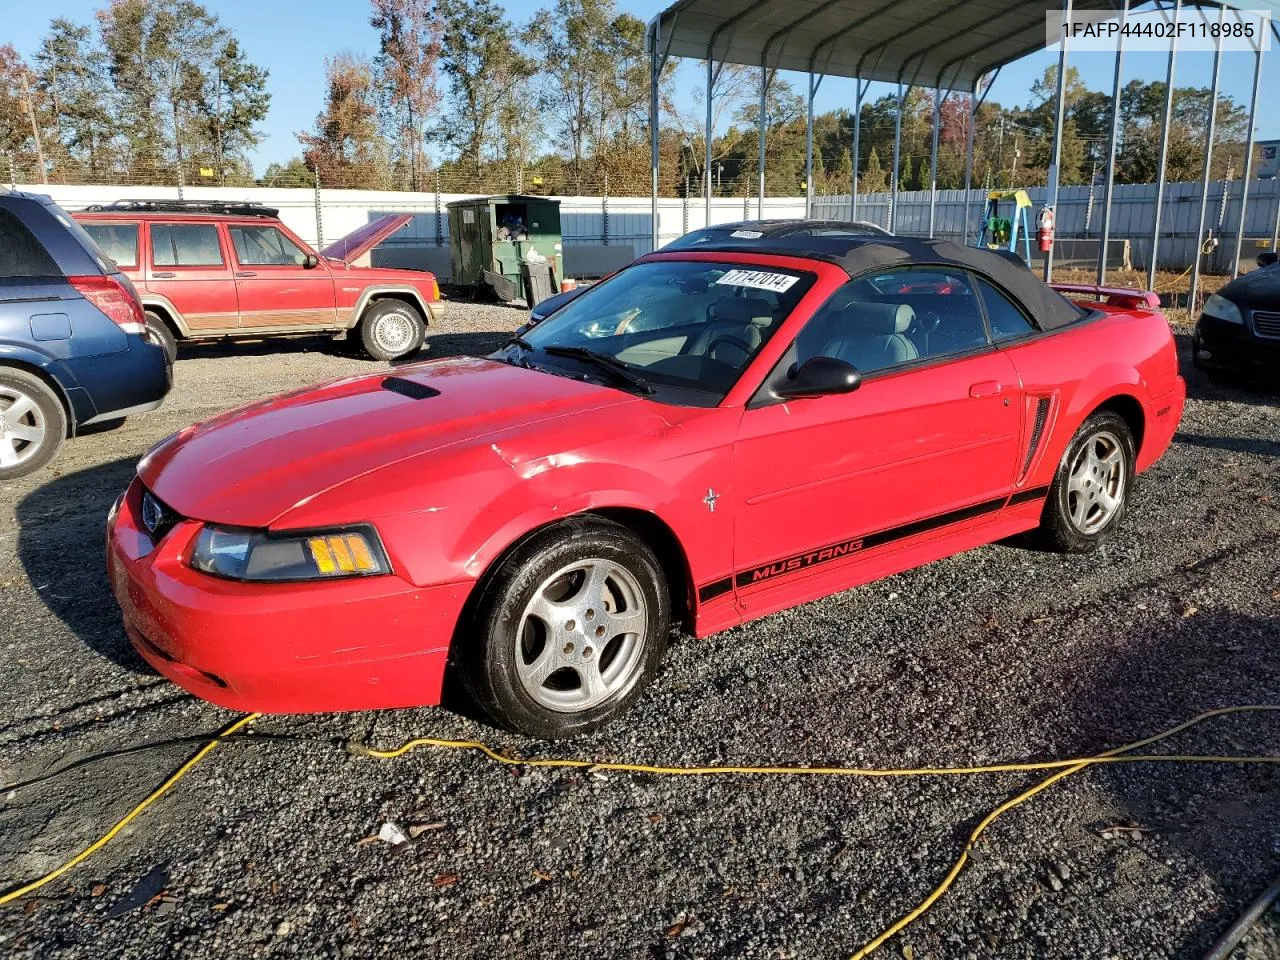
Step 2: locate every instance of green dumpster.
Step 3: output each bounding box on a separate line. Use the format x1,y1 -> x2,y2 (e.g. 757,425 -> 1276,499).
447,194 -> 563,301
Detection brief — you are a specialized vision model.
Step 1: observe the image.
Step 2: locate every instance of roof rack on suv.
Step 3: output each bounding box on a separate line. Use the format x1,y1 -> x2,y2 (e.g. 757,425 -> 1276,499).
83,199 -> 281,219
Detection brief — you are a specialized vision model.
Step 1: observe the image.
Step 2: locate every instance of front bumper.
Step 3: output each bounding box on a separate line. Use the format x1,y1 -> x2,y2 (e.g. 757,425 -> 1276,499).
425,299 -> 445,321
1192,314 -> 1280,375
106,478 -> 468,713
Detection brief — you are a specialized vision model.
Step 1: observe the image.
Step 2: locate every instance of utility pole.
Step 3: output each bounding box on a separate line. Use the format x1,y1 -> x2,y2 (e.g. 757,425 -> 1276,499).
995,116 -> 1006,188
18,74 -> 47,185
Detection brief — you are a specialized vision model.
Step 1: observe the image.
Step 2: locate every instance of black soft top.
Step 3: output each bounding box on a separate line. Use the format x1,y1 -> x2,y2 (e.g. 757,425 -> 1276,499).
664,234 -> 1086,331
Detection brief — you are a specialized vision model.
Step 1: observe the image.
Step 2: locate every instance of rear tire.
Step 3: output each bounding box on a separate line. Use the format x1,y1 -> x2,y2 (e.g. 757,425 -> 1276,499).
0,367 -> 67,480
1036,410 -> 1135,554
359,299 -> 426,361
459,517 -> 669,739
144,310 -> 178,364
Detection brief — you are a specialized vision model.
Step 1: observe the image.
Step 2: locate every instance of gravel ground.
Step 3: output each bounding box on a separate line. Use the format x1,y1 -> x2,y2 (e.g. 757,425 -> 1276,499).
1,302 -> 1277,960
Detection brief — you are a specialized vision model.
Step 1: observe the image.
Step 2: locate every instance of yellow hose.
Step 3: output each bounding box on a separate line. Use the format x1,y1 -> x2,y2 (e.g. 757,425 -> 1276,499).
0,712 -> 259,907
2,704 -> 1275,960
355,704 -> 1279,959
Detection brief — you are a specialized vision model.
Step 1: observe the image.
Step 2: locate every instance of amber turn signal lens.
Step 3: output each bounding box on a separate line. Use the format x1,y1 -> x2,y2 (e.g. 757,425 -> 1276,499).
308,533 -> 379,575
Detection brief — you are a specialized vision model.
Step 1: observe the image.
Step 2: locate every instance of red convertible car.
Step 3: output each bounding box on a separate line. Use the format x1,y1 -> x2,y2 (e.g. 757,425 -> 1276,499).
107,235 -> 1185,738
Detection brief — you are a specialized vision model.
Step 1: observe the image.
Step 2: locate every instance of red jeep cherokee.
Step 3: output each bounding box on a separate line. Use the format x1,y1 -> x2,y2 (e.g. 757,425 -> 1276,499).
73,200 -> 443,362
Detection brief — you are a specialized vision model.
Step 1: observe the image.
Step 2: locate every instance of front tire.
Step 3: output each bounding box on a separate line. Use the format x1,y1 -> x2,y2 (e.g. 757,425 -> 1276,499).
0,367 -> 67,480
359,299 -> 426,361
460,518 -> 669,739
1036,410 -> 1135,554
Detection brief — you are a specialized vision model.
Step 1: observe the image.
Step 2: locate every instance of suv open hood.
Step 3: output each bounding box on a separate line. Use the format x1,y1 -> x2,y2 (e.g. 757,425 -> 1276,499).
320,214 -> 413,266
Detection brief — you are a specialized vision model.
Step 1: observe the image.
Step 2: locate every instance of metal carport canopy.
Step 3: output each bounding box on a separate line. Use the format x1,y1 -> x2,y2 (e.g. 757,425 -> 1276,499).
652,0 -> 1122,87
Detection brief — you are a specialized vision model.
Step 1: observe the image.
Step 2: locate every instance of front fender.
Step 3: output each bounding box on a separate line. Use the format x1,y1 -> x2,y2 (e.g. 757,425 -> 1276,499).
455,457 -> 686,581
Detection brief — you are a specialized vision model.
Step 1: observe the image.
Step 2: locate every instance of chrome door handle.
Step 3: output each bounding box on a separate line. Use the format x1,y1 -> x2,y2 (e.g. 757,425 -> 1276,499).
968,380 -> 1003,398
236,271 -> 257,278
152,271 -> 175,279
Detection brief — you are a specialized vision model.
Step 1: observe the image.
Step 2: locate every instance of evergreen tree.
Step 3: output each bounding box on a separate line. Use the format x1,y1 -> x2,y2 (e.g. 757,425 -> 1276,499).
862,146 -> 887,193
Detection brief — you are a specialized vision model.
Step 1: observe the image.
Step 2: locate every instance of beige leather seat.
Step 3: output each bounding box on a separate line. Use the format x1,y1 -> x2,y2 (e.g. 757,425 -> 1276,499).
822,302 -> 918,371
693,296 -> 777,366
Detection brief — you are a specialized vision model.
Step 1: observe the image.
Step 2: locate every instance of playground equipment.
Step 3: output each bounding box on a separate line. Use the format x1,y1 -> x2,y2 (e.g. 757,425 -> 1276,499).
976,190 -> 1033,267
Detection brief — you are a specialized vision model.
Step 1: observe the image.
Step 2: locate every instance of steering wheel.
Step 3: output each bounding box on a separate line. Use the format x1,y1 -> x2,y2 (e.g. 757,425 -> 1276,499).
704,334 -> 755,366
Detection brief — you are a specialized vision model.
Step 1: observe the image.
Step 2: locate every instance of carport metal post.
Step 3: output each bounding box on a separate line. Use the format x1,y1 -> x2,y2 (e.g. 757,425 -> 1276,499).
703,0 -> 774,222
1148,0 -> 1181,291
1043,0 -> 1072,282
960,67 -> 1004,244
851,79 -> 868,220
890,81 -> 906,234
962,79 -> 979,245
1231,18 -> 1265,279
1097,0 -> 1128,284
805,72 -> 820,218
1188,7 -> 1225,314
649,17 -> 661,251
929,86 -> 943,238
705,56 -> 714,220
757,67 -> 769,218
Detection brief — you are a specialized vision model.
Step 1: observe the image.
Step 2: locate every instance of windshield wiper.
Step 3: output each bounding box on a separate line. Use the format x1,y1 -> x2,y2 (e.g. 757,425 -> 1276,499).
541,344 -> 655,395
495,334 -> 537,368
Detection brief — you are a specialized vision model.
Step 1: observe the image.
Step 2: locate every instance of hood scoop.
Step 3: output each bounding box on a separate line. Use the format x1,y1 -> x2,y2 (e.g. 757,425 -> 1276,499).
381,376 -> 440,400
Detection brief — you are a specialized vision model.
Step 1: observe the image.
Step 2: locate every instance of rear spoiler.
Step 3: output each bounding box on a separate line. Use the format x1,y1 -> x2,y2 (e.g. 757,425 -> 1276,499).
1049,283 -> 1162,311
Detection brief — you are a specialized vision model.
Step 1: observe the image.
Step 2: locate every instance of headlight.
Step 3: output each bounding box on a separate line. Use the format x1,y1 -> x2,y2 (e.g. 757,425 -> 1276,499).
190,524 -> 390,582
1202,294 -> 1243,325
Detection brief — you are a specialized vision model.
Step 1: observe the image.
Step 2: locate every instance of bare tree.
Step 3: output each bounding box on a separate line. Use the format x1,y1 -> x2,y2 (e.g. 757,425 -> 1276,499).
371,0 -> 442,191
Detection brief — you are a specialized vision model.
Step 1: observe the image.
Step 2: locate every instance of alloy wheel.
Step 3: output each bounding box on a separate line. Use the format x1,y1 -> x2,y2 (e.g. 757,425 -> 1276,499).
516,559 -> 649,713
1066,429 -> 1126,534
0,386 -> 48,469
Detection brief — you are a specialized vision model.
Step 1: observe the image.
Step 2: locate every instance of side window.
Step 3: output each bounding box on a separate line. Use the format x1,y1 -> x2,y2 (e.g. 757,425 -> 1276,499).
81,223 -> 139,269
229,225 -> 308,266
0,208 -> 60,278
975,276 -> 1037,340
151,224 -> 223,267
792,267 -> 987,376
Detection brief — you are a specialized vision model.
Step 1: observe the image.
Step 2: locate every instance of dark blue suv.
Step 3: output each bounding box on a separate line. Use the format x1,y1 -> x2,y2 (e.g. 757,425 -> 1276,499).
0,190 -> 170,478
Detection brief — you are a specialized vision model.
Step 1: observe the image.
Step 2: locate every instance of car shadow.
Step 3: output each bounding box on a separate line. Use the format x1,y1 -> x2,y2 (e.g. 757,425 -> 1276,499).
1055,607 -> 1280,956
16,456 -> 149,674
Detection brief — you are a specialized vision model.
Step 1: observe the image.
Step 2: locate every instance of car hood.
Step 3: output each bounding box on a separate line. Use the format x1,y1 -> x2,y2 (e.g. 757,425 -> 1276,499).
319,214 -> 413,265
138,357 -> 633,528
1217,263 -> 1280,307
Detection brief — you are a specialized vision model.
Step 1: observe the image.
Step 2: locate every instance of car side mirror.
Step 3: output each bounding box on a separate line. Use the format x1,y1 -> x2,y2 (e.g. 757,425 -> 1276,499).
303,253 -> 319,269
1257,251 -> 1277,268
774,356 -> 862,401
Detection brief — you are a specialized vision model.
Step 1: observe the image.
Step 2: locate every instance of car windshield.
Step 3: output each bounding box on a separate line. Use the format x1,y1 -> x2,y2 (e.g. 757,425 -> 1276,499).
511,259 -> 815,405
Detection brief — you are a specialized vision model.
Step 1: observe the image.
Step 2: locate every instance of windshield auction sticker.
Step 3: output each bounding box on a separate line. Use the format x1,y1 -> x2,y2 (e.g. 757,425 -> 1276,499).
1047,8 -> 1271,52
714,269 -> 799,293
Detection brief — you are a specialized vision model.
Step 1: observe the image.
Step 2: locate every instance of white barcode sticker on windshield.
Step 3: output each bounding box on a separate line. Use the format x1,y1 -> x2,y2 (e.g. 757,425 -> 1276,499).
714,268 -> 798,293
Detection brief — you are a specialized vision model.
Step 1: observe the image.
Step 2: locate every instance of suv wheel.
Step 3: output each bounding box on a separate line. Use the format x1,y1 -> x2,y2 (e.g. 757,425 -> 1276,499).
0,368 -> 67,479
144,310 -> 178,364
360,299 -> 426,361
460,517 -> 670,739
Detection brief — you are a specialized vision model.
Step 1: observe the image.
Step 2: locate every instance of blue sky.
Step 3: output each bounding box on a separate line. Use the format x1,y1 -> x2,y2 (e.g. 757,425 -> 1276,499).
7,0 -> 1278,173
